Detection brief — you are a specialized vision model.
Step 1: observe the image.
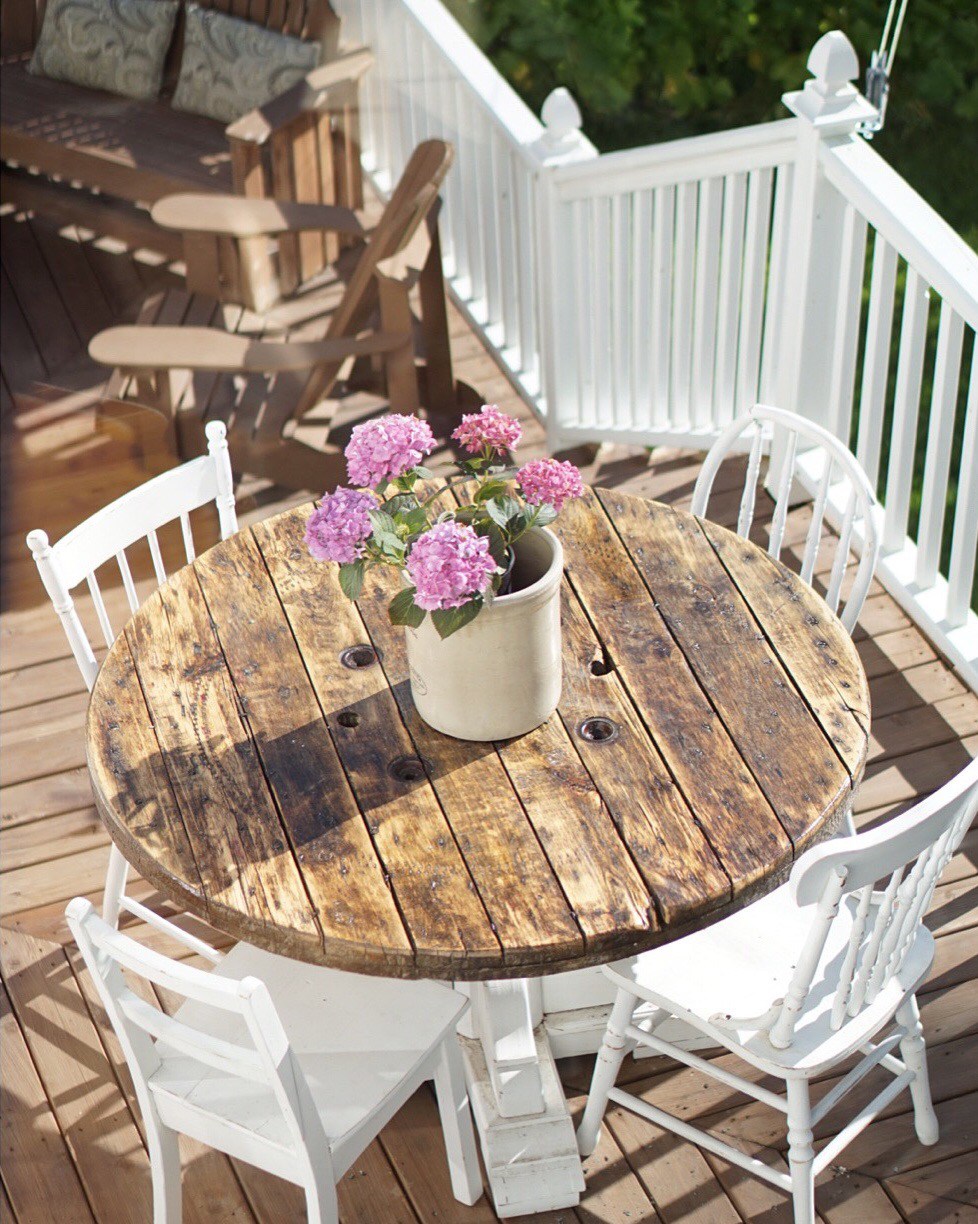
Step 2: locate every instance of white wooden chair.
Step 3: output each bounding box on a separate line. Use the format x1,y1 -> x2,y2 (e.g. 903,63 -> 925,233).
691,403 -> 881,635
27,421 -> 237,941
67,897 -> 483,1223
577,756 -> 978,1224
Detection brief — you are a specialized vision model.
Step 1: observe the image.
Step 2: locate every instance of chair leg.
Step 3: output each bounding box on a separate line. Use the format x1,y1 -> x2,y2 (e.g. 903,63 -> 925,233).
897,995 -> 939,1145
433,1035 -> 483,1206
302,1168 -> 339,1224
785,1079 -> 816,1224
577,987 -> 640,1158
102,844 -> 130,929
146,1116 -> 182,1224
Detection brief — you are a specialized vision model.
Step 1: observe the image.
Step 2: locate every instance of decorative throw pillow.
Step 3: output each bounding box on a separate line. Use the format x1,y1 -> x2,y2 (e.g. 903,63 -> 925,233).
29,0 -> 179,101
172,4 -> 319,125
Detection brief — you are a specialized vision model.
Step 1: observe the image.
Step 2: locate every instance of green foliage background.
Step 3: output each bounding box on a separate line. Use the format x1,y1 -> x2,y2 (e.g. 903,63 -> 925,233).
447,0 -> 978,249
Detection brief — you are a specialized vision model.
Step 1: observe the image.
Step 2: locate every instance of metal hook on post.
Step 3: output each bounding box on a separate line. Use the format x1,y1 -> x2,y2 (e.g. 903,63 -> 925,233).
860,0 -> 911,138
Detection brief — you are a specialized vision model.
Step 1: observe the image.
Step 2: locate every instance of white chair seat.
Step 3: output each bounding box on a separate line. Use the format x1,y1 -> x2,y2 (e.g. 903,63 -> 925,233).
157,943 -> 466,1168
605,881 -> 934,1074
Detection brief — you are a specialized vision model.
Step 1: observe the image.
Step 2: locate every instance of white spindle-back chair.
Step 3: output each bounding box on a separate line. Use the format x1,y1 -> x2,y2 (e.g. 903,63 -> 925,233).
27,421 -> 237,942
577,756 -> 978,1224
67,898 -> 483,1223
691,403 -> 881,634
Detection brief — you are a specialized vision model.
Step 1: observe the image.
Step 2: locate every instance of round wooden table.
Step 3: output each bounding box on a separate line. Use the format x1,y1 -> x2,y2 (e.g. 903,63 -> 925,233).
88,485 -> 869,982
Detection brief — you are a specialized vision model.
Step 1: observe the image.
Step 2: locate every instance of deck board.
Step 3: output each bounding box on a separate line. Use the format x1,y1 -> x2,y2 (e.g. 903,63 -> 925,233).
1,206 -> 976,1222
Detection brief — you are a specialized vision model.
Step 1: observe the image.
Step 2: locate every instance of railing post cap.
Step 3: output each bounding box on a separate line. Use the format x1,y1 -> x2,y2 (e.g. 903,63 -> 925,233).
541,87 -> 582,141
783,29 -> 878,134
531,86 -> 596,164
807,30 -> 859,87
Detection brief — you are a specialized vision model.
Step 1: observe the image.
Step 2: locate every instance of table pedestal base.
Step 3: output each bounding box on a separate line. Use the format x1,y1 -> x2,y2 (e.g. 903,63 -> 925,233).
458,971 -> 715,1216
460,1032 -> 585,1217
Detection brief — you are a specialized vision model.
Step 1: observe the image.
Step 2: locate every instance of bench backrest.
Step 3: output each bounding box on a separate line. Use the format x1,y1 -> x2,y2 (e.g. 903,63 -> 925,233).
1,0 -> 340,61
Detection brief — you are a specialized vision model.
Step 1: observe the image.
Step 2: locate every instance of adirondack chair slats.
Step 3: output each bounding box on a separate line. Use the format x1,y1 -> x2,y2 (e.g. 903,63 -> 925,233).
89,140 -> 458,490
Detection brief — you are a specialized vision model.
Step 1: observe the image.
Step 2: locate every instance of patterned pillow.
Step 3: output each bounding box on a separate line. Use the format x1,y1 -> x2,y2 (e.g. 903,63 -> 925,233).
29,0 -> 179,101
172,4 -> 319,125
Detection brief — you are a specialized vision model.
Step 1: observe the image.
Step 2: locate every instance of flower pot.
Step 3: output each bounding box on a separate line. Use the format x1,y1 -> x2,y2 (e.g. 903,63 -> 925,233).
404,527 -> 563,741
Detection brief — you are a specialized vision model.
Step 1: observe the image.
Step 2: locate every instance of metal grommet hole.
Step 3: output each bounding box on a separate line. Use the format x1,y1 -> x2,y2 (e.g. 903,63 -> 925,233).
340,644 -> 379,669
577,717 -> 620,744
337,711 -> 360,729
388,755 -> 431,783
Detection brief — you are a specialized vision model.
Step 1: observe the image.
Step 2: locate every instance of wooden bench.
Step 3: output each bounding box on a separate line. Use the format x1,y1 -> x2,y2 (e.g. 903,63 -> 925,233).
0,0 -> 369,281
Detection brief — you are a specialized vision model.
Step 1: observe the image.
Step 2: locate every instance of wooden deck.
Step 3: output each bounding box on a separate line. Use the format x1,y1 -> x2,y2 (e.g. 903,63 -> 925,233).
1,202 -> 977,1224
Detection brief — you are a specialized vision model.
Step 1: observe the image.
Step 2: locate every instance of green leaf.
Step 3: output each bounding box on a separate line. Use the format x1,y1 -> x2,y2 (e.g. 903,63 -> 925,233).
338,561 -> 366,601
481,521 -> 508,564
485,495 -> 521,529
474,477 -> 511,504
414,465 -> 435,479
431,599 -> 483,639
532,502 -> 558,527
369,509 -> 398,536
388,587 -> 426,628
401,506 -> 430,535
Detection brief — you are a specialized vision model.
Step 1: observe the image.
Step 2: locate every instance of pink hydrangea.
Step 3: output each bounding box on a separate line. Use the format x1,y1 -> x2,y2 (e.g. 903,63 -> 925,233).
452,404 -> 523,455
406,521 -> 499,611
345,414 -> 436,487
517,457 -> 584,511
304,487 -> 377,564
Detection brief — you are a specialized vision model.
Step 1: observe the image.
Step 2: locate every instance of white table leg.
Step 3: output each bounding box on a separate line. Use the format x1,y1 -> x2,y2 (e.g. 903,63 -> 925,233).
457,979 -> 585,1217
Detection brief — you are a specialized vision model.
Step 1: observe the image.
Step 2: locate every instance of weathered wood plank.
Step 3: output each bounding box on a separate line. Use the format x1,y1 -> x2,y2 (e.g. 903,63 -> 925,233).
553,487 -> 794,895
253,506 -> 503,975
700,516 -> 870,776
602,491 -> 853,847
0,928 -> 154,1224
354,561 -> 587,970
122,575 -> 322,958
0,980 -> 95,1223
193,526 -> 415,973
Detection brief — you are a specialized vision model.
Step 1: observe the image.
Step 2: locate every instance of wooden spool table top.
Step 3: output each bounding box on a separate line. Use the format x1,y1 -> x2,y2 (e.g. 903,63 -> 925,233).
87,486 -> 870,981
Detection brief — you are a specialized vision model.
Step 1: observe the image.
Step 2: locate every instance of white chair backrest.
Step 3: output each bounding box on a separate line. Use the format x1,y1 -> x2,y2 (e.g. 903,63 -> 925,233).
691,404 -> 880,632
27,421 -> 238,690
66,897 -> 329,1165
765,757 -> 978,1048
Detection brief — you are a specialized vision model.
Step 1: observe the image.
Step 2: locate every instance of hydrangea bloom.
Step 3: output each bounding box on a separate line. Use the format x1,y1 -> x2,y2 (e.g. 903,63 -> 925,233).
304,487 -> 376,565
345,414 -> 435,487
406,521 -> 499,611
452,403 -> 523,455
517,457 -> 585,511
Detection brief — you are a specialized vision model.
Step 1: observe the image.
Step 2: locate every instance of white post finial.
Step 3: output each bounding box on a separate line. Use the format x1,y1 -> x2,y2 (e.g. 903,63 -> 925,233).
782,30 -> 877,134
532,87 -> 594,164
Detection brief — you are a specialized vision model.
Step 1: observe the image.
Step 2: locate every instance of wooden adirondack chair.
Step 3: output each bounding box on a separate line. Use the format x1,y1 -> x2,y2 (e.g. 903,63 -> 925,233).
89,140 -> 457,493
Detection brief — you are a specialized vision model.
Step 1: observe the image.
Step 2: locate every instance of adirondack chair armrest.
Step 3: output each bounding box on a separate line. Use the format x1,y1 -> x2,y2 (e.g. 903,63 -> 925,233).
151,195 -> 365,239
225,47 -> 374,147
89,326 -> 408,375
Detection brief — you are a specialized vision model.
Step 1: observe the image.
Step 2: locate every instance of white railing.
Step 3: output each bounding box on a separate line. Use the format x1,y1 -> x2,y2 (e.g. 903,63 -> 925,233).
332,1 -> 978,686
542,120 -> 798,447
809,135 -> 978,679
332,0 -> 597,402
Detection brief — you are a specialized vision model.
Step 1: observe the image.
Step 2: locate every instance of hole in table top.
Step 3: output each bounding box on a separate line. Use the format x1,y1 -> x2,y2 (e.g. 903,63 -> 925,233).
577,716 -> 620,744
388,755 -> 431,783
589,648 -> 614,676
340,644 -> 380,670
337,711 -> 360,728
